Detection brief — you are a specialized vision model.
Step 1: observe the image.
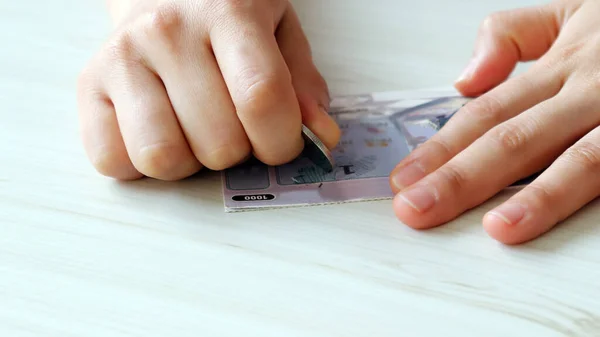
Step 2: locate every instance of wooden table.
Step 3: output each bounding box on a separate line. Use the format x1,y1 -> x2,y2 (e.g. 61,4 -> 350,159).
2,0 -> 599,336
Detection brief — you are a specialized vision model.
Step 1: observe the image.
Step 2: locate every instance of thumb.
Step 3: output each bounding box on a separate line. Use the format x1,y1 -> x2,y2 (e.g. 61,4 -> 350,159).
454,4 -> 565,97
276,6 -> 341,150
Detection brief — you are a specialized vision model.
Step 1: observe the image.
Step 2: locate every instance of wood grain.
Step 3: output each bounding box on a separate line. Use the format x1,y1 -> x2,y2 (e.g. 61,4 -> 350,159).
1,0 -> 599,336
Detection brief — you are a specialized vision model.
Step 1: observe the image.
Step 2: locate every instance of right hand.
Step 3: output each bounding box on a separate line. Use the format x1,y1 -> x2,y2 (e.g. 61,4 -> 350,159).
77,0 -> 341,181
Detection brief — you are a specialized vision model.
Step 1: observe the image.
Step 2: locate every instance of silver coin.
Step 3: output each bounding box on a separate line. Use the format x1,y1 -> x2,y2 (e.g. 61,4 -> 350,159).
301,124 -> 335,172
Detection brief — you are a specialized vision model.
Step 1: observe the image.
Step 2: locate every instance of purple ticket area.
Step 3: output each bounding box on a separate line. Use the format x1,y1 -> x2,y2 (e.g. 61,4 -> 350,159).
221,91 -> 472,212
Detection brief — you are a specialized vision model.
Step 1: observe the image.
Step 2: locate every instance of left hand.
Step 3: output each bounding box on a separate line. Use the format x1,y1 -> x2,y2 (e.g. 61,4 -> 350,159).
389,0 -> 600,245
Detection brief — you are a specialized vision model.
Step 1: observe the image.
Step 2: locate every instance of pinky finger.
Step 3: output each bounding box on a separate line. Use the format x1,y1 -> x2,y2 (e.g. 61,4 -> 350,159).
78,86 -> 142,180
483,127 -> 600,245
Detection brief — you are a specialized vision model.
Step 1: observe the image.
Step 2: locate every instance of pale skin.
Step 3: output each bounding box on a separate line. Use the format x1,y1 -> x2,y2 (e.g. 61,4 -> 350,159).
78,0 -> 600,245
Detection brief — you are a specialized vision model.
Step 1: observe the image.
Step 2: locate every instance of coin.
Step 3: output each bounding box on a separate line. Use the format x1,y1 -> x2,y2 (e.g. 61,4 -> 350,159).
301,124 -> 335,172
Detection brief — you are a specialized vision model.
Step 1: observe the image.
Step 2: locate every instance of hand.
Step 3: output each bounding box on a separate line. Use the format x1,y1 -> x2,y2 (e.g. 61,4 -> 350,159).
77,0 -> 340,181
389,0 -> 600,245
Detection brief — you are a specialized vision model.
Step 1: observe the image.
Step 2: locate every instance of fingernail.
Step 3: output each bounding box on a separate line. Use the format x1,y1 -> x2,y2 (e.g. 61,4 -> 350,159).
455,56 -> 479,84
487,203 -> 526,226
397,185 -> 437,213
391,162 -> 426,190
318,105 -> 341,149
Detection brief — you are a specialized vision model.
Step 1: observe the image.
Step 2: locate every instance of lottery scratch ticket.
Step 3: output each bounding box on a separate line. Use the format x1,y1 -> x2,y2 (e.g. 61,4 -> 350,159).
221,90 -> 537,212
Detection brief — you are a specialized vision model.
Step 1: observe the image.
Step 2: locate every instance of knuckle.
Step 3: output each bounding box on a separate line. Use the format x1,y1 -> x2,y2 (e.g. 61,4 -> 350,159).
559,141 -> 600,172
141,3 -> 184,48
528,55 -> 565,82
89,149 -> 139,180
136,142 -> 188,179
480,11 -> 508,33
253,136 -> 303,167
486,122 -> 533,154
257,149 -> 301,167
76,65 -> 98,97
76,72 -> 90,94
90,151 -> 119,175
542,42 -> 586,71
459,94 -> 505,126
437,164 -> 468,193
235,70 -> 290,119
426,137 -> 456,159
555,42 -> 585,62
77,62 -> 93,85
104,30 -> 142,65
203,144 -> 252,171
524,184 -> 556,212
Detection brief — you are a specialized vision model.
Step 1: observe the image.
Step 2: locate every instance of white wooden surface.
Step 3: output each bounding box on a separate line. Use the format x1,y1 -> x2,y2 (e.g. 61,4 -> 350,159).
2,0 -> 600,336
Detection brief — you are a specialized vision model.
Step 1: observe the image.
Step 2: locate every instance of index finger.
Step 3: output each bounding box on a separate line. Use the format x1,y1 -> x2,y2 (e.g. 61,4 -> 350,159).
209,4 -> 303,166
389,66 -> 563,193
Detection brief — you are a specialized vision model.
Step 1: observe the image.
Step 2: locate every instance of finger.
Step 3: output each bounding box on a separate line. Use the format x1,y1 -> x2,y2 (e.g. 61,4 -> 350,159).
484,126 -> 600,245
77,71 -> 142,180
454,4 -> 563,96
209,4 -> 304,165
276,6 -> 340,150
390,62 -> 565,193
102,36 -> 202,180
137,7 -> 252,171
393,85 -> 599,230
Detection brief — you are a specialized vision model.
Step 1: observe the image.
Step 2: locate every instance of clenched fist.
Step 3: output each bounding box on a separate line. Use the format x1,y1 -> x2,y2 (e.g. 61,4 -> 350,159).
77,0 -> 341,180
